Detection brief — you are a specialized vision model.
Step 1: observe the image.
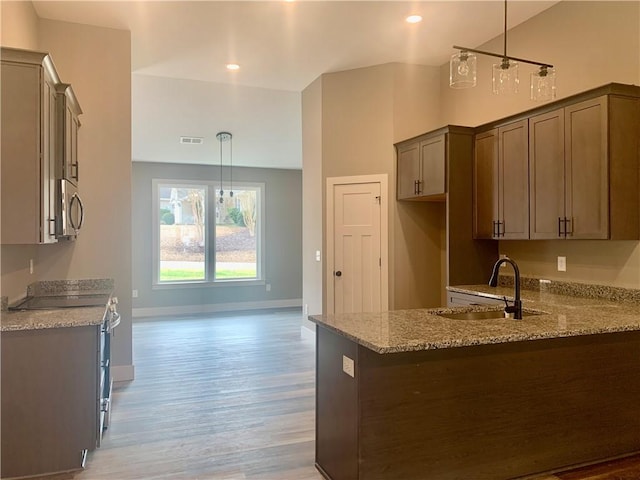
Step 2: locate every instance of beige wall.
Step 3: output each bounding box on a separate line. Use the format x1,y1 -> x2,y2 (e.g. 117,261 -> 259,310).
440,1 -> 640,288
301,77 -> 323,326
309,63 -> 444,311
0,1 -> 39,50
0,13 -> 134,378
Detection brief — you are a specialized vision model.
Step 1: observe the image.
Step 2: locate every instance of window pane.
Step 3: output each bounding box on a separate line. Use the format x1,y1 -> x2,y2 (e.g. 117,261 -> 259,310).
215,188 -> 258,280
159,186 -> 206,282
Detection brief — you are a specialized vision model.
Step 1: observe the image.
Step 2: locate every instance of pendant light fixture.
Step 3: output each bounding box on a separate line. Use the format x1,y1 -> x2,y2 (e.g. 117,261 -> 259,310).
450,0 -> 555,101
216,131 -> 233,204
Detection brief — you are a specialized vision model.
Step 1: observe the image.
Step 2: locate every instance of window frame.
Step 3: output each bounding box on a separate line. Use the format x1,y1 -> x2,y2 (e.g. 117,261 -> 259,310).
152,178 -> 266,289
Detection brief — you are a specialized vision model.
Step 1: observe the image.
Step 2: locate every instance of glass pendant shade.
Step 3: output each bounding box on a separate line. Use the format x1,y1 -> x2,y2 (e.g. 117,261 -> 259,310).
492,60 -> 519,95
530,67 -> 556,101
449,51 -> 477,88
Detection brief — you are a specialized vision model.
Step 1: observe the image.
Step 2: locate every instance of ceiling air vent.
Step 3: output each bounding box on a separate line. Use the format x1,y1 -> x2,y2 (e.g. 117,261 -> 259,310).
180,136 -> 204,145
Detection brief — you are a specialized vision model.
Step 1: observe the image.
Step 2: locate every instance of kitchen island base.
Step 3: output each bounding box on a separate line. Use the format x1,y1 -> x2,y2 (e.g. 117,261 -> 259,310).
315,325 -> 640,480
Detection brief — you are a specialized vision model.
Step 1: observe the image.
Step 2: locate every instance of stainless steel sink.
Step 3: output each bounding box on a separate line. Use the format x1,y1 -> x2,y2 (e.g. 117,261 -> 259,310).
438,310 -> 542,320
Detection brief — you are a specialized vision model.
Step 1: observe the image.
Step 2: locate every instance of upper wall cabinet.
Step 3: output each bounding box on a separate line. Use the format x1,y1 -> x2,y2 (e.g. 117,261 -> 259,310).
530,95 -> 639,239
474,83 -> 640,241
396,132 -> 446,200
473,120 -> 529,240
1,47 -> 83,245
1,47 -> 60,244
56,84 -> 82,184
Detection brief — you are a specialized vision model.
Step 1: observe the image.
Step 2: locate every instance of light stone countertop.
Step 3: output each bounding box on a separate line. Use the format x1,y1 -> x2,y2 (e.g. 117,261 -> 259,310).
1,305 -> 106,332
309,284 -> 640,354
0,278 -> 113,332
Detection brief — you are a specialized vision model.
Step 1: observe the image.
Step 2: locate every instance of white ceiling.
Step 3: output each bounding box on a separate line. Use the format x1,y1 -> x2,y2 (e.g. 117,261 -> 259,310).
33,1 -> 557,169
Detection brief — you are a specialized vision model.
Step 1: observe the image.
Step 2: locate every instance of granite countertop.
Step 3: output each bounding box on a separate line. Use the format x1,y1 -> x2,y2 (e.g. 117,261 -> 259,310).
309,280 -> 640,354
1,305 -> 107,332
0,279 -> 114,332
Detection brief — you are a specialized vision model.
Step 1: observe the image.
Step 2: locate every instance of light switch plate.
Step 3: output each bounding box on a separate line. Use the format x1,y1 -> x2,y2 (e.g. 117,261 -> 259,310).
342,355 -> 355,378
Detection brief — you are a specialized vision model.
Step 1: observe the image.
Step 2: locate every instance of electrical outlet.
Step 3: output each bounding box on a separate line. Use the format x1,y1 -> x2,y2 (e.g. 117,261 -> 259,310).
266,283 -> 271,292
304,304 -> 309,315
557,256 -> 567,272
342,355 -> 355,378
132,289 -> 138,298
315,250 -> 321,262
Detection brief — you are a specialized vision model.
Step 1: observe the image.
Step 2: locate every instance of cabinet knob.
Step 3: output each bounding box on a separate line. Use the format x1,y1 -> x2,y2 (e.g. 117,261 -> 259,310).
335,271 -> 342,277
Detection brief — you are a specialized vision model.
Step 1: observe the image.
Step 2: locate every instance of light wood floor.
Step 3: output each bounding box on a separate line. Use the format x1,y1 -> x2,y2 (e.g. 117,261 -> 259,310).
77,308 -> 323,480
43,308 -> 639,480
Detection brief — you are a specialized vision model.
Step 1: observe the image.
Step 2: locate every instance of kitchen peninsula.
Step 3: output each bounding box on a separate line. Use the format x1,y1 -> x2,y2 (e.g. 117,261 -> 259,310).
310,280 -> 640,480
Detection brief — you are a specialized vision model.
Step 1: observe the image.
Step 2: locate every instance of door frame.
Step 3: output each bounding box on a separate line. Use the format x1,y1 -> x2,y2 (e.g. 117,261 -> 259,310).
326,174 -> 389,314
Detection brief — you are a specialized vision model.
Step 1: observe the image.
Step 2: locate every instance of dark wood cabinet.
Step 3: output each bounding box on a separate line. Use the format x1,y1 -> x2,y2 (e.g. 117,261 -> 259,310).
316,324 -> 640,480
396,132 -> 445,200
473,120 -> 529,239
529,108 -> 565,239
530,94 -> 639,239
395,126 -> 498,292
1,326 -> 99,478
474,83 -> 640,241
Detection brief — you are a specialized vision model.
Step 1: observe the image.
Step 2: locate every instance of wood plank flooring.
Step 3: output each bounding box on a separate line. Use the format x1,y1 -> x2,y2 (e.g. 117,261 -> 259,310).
36,308 -> 639,480
77,308 -> 322,480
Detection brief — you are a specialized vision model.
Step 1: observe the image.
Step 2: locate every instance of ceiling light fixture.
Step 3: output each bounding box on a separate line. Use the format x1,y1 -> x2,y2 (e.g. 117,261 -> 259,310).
216,131 -> 233,204
450,0 -> 555,101
405,14 -> 422,24
226,63 -> 240,71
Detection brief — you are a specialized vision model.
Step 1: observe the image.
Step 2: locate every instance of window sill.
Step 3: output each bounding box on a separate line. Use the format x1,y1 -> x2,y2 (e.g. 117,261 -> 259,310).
152,279 -> 265,290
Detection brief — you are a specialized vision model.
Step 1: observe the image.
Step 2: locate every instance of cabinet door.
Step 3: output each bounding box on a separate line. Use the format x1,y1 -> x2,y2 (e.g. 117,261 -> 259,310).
565,96 -> 609,239
498,120 -> 529,239
420,134 -> 445,196
43,75 -> 58,242
1,326 -> 99,478
1,61 -> 57,244
397,142 -> 421,199
529,110 -> 566,239
473,129 -> 498,239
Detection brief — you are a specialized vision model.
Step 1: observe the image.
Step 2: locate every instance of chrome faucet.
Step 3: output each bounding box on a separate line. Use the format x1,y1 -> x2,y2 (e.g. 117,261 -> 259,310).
489,256 -> 523,320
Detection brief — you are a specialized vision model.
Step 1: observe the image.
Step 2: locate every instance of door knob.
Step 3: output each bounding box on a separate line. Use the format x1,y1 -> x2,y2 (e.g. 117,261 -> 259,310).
335,271 -> 342,277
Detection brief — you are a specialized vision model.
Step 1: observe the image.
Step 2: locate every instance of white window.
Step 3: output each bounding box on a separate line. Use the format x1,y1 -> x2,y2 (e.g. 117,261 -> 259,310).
153,180 -> 264,286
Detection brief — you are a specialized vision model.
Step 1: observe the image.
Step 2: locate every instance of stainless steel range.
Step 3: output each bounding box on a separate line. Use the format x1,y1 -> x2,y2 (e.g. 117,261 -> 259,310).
100,296 -> 120,443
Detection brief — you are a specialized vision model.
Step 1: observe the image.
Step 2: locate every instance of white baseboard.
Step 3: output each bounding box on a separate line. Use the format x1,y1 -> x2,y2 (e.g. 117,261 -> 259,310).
133,298 -> 302,319
112,364 -> 135,382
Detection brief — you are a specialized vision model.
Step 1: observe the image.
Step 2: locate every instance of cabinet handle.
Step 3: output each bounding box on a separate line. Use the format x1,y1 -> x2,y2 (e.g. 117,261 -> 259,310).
558,217 -> 564,237
565,217 -> 573,236
492,221 -> 497,237
500,221 -> 505,237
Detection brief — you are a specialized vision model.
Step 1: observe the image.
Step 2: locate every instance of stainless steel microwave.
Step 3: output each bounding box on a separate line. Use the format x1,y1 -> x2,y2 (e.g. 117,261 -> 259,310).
57,179 -> 84,238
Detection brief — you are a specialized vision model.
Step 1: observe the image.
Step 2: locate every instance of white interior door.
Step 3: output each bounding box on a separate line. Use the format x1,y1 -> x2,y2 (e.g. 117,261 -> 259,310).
330,180 -> 384,314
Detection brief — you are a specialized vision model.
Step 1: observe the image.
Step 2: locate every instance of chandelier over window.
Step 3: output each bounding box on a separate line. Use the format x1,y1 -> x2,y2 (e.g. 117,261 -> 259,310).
449,0 -> 555,101
216,131 -> 233,204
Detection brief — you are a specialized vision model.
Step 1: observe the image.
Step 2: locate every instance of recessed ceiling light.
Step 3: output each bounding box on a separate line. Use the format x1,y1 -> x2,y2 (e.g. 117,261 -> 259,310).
226,63 -> 240,71
406,14 -> 422,24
